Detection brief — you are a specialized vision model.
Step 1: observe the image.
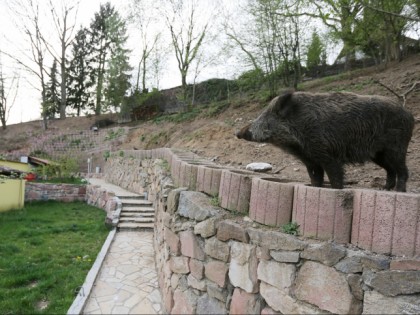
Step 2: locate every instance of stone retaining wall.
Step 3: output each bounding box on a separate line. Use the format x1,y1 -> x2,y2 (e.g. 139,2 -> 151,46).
102,148 -> 420,314
25,182 -> 86,202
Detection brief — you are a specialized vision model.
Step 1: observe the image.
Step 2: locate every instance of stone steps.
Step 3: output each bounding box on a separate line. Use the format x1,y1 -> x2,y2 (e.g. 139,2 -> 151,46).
117,196 -> 155,231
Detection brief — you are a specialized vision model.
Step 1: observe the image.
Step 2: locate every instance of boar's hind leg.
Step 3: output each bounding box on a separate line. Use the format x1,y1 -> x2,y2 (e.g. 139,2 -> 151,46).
323,161 -> 344,189
395,164 -> 409,192
372,152 -> 397,190
305,163 -> 325,187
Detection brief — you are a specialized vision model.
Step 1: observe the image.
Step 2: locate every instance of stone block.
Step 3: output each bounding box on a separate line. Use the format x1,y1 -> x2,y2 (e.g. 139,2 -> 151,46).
363,290 -> 420,314
205,237 -> 230,262
164,228 -> 180,255
164,287 -> 173,313
187,274 -> 207,291
352,189 -> 420,257
230,288 -> 262,315
178,191 -> 220,221
169,256 -> 189,274
249,177 -> 294,226
196,294 -> 227,315
197,165 -> 225,196
167,187 -> 187,214
171,289 -> 198,314
205,260 -> 229,288
360,255 -> 390,270
390,259 -> 420,271
179,230 -> 205,260
207,282 -> 228,302
189,259 -> 204,280
301,242 -> 346,266
295,261 -> 362,314
270,250 -> 300,263
292,185 -> 353,243
229,242 -> 258,293
257,246 -> 271,260
364,270 -> 420,296
257,260 -> 295,291
335,256 -> 363,273
194,217 -> 219,238
247,227 -> 305,251
217,220 -> 249,243
219,169 -> 256,213
260,282 -> 323,314
261,306 -> 281,315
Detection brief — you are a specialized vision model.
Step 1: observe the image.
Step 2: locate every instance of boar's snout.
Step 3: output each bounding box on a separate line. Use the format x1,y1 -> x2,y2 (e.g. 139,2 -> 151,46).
236,124 -> 253,141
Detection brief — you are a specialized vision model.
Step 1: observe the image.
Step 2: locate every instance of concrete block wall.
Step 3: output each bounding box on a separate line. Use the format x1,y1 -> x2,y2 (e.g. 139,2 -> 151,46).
103,156 -> 419,315
103,148 -> 420,259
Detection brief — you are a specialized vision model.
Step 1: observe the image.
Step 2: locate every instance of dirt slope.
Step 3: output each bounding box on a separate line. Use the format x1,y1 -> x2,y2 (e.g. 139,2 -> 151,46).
2,55 -> 420,192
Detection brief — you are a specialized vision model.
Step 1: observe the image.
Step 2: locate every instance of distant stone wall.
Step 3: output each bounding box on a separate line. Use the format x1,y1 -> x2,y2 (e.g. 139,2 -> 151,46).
103,148 -> 420,314
25,182 -> 86,202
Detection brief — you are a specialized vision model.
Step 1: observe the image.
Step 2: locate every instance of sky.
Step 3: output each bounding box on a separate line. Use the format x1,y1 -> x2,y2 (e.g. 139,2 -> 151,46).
0,0 -> 242,125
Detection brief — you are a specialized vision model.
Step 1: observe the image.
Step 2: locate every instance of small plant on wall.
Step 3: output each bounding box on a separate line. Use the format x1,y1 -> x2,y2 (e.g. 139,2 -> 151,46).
281,222 -> 300,235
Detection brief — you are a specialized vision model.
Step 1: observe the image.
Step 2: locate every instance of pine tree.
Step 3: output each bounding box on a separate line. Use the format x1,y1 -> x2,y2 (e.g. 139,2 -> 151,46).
306,32 -> 326,72
67,28 -> 94,116
45,60 -> 61,119
104,13 -> 132,112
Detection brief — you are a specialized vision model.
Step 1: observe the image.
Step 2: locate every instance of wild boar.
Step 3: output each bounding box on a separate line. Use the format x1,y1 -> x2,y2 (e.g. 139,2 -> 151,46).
236,90 -> 414,192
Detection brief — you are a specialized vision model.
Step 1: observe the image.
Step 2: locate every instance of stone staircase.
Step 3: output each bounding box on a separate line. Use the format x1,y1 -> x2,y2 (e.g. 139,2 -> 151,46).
117,195 -> 155,231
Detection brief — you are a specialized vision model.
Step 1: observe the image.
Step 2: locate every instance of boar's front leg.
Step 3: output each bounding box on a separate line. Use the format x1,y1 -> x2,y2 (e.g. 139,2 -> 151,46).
304,162 -> 325,187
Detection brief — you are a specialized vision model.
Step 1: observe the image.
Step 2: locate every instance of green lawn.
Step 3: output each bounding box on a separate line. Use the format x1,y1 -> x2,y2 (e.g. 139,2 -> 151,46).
0,201 -> 109,314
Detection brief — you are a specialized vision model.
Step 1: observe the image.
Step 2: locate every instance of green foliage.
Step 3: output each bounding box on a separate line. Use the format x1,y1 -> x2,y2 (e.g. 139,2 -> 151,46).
0,201 -> 108,314
281,221 -> 300,235
124,88 -> 165,120
237,68 -> 265,91
306,32 -> 327,70
119,150 -> 124,157
105,128 -> 125,140
210,195 -> 220,207
36,157 -> 79,181
153,107 -> 202,124
44,60 -> 61,119
190,79 -> 238,104
103,151 -> 110,161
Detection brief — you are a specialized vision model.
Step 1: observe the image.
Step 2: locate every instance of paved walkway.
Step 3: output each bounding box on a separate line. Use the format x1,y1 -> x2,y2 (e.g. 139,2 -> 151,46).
82,179 -> 162,315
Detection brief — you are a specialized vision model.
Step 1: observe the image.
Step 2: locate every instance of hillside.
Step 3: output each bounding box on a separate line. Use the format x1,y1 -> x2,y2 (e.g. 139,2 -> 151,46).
1,55 -> 420,193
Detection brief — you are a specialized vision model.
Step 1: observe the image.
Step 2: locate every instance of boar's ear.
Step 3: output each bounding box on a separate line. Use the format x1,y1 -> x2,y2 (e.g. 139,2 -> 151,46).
273,90 -> 294,117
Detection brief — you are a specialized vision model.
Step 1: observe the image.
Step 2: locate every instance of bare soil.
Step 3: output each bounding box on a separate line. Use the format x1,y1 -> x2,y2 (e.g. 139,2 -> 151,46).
1,55 -> 420,193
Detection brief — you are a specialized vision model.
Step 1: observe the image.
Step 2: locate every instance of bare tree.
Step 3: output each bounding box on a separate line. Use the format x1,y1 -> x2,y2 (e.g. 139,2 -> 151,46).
164,0 -> 211,103
127,0 -> 161,92
43,0 -> 79,119
0,54 -> 20,130
7,0 -> 50,129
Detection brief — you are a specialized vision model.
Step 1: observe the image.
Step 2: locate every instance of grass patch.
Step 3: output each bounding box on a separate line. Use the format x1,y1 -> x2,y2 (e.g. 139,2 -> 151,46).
0,201 -> 108,314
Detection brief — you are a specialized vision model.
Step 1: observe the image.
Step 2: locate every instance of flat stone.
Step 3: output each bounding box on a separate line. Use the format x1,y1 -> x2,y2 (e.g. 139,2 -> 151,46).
178,191 -> 219,221
205,237 -> 230,262
196,294 -> 227,315
187,274 -> 207,291
347,274 -> 363,301
205,260 -> 229,288
335,256 -> 363,273
360,255 -> 390,270
247,228 -> 305,250
217,220 -> 249,243
270,250 -> 300,263
301,242 -> 346,266
189,259 -> 204,280
164,227 -> 180,255
363,290 -> 420,314
230,288 -> 262,314
171,289 -> 198,314
229,242 -> 258,293
257,260 -> 295,291
167,188 -> 187,214
390,259 -> 420,271
246,162 -> 273,172
169,256 -> 190,274
179,230 -> 205,260
295,261 -> 362,314
260,282 -> 323,314
365,270 -> 420,296
207,282 -> 228,303
257,246 -> 271,260
261,306 -> 281,315
194,217 -> 219,238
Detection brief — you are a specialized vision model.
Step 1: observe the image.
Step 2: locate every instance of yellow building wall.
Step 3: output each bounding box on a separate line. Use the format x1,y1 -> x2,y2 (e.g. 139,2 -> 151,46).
0,160 -> 32,173
0,179 -> 25,212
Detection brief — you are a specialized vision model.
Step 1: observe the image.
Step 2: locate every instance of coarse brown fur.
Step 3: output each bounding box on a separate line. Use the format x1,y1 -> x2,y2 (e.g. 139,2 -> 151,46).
236,90 -> 414,192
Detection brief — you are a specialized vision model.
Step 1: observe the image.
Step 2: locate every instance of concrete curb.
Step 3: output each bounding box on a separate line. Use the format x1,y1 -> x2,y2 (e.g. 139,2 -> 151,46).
67,228 -> 117,315
112,196 -> 122,227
